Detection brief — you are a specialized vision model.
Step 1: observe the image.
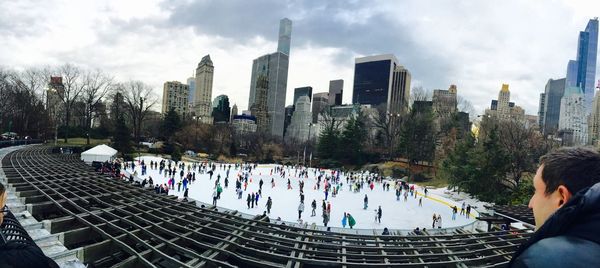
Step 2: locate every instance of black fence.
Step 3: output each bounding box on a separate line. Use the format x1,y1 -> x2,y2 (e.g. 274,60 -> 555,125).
0,139 -> 42,149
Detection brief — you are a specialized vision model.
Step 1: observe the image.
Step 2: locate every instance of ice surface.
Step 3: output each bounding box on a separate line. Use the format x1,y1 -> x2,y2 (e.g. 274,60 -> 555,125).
124,156 -> 478,230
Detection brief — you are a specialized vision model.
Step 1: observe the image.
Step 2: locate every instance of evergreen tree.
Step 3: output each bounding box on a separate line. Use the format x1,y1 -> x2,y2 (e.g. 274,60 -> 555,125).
161,108 -> 182,140
441,132 -> 476,193
398,106 -> 436,175
339,112 -> 368,165
171,145 -> 182,162
317,118 -> 341,160
113,114 -> 132,158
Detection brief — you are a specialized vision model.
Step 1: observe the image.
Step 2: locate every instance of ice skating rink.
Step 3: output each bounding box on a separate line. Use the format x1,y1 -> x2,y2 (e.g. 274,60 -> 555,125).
126,157 -> 478,230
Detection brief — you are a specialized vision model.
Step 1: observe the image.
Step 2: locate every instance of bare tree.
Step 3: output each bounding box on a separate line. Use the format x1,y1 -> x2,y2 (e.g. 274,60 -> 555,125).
119,80 -> 158,144
0,68 -> 49,138
370,103 -> 405,158
457,95 -> 475,115
57,64 -> 86,142
410,86 -> 431,105
81,69 -> 114,144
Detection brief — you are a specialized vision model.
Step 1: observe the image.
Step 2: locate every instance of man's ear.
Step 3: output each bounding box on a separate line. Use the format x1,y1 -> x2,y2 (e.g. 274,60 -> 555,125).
556,185 -> 572,208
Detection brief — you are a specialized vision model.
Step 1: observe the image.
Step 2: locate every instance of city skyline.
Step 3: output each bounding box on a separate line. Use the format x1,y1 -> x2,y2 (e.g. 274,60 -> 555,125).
2,1 -> 600,115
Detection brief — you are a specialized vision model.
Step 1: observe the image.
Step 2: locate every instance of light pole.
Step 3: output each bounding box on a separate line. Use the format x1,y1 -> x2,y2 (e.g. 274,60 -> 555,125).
303,122 -> 313,167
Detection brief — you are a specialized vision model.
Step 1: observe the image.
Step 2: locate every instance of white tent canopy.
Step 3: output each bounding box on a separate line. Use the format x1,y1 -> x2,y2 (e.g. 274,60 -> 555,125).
80,144 -> 118,164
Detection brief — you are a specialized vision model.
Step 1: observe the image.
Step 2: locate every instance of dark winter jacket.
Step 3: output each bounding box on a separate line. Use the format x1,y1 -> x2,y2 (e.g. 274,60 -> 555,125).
509,182 -> 600,267
0,242 -> 59,268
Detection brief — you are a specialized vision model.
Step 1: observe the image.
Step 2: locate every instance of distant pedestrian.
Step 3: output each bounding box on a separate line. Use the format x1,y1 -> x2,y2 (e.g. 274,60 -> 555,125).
342,212 -> 348,228
266,197 -> 272,214
377,206 -> 382,223
348,213 -> 356,229
212,190 -> 218,206
452,206 -> 457,220
382,227 -> 390,235
363,194 -> 368,209
298,202 -> 304,219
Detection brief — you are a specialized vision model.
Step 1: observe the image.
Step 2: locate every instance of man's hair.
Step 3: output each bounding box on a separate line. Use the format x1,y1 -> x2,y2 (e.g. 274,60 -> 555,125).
0,182 -> 5,197
540,147 -> 600,195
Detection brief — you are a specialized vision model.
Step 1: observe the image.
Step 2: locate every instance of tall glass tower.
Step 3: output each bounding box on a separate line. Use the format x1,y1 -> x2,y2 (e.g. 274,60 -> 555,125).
575,18 -> 598,113
278,18 -> 292,56
248,18 -> 292,137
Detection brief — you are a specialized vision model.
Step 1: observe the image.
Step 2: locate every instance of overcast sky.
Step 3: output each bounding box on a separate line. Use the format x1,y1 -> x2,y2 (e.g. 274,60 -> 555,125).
1,0 -> 599,115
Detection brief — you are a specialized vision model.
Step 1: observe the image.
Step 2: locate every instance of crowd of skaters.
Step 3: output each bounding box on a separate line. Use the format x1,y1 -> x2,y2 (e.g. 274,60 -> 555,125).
109,158 -> 473,231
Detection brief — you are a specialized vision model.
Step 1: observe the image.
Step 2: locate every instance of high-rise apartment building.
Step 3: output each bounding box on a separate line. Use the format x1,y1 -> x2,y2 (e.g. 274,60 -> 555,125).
293,87 -> 312,106
248,18 -> 292,137
212,95 -> 231,123
485,84 -> 525,122
312,92 -> 329,124
432,85 -> 459,133
250,75 -> 271,134
589,89 -> 600,146
538,93 -> 546,130
46,76 -> 64,113
432,85 -> 458,115
559,86 -> 588,145
187,76 -> 195,108
567,18 -> 598,113
352,54 -> 411,115
541,78 -> 566,135
328,79 -> 343,106
162,81 -> 189,117
286,95 -> 313,142
194,55 -> 214,124
230,104 -> 238,123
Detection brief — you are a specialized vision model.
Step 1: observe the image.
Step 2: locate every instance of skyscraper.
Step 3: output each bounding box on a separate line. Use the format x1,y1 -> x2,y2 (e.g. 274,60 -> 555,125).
162,81 -> 189,117
250,75 -> 271,134
187,76 -> 195,108
589,89 -> 600,146
566,60 -> 578,88
230,104 -> 238,123
432,85 -> 458,115
312,92 -> 329,124
195,54 -> 214,124
212,95 -> 231,123
286,95 -> 312,142
328,79 -> 343,106
559,86 -> 588,145
542,78 -> 566,136
538,92 -> 546,130
293,86 -> 313,106
352,54 -> 411,114
278,18 -> 292,56
248,18 -> 292,137
484,84 -> 525,122
574,18 -> 598,113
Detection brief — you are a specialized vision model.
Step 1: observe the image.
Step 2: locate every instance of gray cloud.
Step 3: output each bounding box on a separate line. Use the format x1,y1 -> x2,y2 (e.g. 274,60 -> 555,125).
162,0 -> 452,92
2,0 -> 599,116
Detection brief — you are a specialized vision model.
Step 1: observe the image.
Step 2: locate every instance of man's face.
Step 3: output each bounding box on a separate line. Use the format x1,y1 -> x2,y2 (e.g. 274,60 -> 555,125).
0,191 -> 7,225
529,165 -> 564,230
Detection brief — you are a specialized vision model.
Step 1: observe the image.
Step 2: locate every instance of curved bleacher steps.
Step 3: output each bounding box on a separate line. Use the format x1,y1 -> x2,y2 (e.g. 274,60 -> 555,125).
1,145 -> 532,267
